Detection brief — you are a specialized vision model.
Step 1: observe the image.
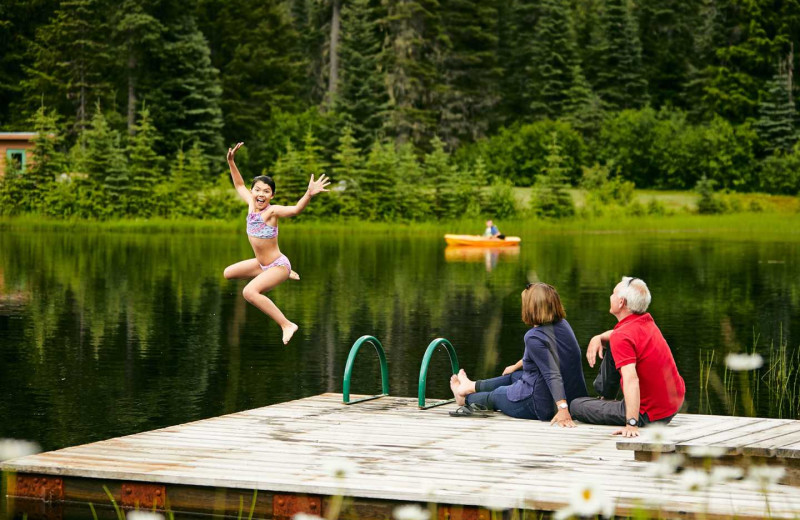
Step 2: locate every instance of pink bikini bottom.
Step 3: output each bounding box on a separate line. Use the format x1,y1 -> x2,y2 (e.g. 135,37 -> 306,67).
259,254 -> 291,273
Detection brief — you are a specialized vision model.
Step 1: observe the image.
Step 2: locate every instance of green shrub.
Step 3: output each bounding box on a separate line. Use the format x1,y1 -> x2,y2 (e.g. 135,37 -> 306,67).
695,175 -> 726,214
758,144 -> 800,195
530,134 -> 575,219
646,198 -> 667,216
467,119 -> 586,186
484,179 -> 518,218
597,108 -> 758,190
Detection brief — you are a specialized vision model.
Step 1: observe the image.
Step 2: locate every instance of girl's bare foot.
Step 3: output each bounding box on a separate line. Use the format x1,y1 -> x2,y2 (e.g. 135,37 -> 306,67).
289,270 -> 300,281
450,374 -> 466,406
282,322 -> 299,344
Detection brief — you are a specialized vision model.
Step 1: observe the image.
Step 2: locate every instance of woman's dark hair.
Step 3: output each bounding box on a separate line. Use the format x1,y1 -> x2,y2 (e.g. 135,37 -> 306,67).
251,175 -> 276,194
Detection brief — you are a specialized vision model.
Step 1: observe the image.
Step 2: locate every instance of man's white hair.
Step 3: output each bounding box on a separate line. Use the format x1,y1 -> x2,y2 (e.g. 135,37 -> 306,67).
620,276 -> 651,314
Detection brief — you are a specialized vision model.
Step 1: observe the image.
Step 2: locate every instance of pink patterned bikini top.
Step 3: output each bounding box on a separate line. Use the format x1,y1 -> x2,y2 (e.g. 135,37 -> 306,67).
247,211 -> 278,239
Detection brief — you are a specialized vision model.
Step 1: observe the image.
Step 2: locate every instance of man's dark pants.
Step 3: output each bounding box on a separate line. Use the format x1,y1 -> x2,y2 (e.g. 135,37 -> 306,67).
569,346 -> 673,426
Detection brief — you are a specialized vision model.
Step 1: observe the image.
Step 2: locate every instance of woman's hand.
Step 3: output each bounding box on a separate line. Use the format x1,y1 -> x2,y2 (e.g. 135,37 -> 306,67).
227,142 -> 243,163
307,173 -> 331,197
550,407 -> 576,428
502,364 -> 517,376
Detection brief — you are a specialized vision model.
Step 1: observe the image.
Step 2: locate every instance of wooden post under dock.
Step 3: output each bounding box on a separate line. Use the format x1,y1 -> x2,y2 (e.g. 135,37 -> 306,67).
3,394 -> 800,519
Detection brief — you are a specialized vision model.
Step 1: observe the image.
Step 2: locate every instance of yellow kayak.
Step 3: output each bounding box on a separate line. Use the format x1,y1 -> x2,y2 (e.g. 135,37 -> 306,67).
444,234 -> 521,247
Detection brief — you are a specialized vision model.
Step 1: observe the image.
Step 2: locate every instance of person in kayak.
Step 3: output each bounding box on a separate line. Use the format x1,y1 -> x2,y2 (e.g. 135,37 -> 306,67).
483,219 -> 505,240
222,142 -> 330,345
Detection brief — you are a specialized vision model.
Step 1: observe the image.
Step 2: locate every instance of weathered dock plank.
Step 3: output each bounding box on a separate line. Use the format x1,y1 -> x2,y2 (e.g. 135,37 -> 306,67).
3,394 -> 800,519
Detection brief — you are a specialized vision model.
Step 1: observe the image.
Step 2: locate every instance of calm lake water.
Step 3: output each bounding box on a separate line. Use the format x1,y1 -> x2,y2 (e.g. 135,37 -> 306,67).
1,225 -> 799,455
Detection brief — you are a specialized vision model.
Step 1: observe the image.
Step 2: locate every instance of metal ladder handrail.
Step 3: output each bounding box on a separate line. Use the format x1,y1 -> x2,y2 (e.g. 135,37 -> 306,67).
342,335 -> 390,405
418,337 -> 460,409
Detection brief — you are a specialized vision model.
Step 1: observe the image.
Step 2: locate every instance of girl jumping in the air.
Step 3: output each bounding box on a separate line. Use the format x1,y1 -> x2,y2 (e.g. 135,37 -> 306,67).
223,142 -> 330,344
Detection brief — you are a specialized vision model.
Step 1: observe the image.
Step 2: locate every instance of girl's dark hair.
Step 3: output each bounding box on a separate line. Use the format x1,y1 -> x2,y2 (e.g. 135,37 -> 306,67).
251,175 -> 276,194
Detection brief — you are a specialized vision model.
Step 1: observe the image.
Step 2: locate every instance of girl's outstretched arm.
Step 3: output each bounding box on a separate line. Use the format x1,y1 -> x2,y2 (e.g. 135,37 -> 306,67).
227,142 -> 253,204
271,174 -> 330,218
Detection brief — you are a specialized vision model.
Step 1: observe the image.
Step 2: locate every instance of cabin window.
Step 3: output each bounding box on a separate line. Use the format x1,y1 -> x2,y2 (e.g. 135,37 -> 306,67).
6,149 -> 26,173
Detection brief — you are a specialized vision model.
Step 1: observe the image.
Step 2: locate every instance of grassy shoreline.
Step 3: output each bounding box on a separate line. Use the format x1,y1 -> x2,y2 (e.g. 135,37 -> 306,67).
2,211 -> 800,239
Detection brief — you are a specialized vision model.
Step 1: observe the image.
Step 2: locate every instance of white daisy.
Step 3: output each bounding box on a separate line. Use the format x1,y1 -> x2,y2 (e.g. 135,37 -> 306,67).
643,424 -> 673,448
565,481 -> 614,518
294,514 -> 325,520
725,353 -> 763,371
709,466 -> 744,484
0,439 -> 41,461
746,465 -> 785,488
679,469 -> 710,493
646,454 -> 683,477
127,512 -> 165,520
686,445 -> 727,458
393,505 -> 430,520
322,458 -> 359,480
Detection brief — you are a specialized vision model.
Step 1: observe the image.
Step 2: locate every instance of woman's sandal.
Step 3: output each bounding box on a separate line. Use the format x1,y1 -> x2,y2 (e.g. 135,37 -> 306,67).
449,403 -> 491,417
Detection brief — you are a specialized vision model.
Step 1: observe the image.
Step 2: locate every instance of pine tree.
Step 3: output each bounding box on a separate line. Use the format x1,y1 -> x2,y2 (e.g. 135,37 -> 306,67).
299,131 -> 333,217
127,106 -> 162,215
362,141 -> 398,220
529,0 -> 579,119
425,136 -> 459,219
80,104 -> 129,214
25,105 -> 65,211
169,142 -> 206,218
563,65 -> 605,137
437,0 -> 500,146
23,0 -> 112,132
498,0 -> 539,120
635,0 -> 700,110
154,15 -> 224,172
290,0 -> 327,105
111,0 -> 164,134
382,0 -> 444,147
756,67 -> 798,154
591,0 -> 648,110
531,133 -> 575,218
688,0 -> 776,123
338,0 -> 389,150
203,0 -> 304,145
272,141 -> 306,208
332,126 -> 364,217
395,142 -> 430,220
0,1 -> 57,126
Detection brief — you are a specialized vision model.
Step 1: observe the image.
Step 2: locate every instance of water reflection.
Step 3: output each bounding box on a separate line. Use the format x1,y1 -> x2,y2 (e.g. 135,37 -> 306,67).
444,245 -> 520,271
0,227 -> 798,455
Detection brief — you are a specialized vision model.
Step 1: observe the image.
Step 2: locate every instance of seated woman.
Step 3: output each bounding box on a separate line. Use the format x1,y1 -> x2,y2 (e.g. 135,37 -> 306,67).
450,282 -> 588,426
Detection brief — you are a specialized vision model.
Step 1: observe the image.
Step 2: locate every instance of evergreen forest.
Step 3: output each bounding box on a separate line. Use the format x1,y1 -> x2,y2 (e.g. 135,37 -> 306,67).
2,0 -> 800,220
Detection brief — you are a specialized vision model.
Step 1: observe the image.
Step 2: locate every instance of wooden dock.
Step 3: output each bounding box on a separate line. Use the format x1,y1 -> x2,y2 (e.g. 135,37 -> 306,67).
3,394 -> 800,519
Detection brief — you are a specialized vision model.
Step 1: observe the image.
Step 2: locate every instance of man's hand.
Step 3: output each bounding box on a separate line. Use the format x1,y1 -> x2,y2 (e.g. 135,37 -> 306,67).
612,425 -> 639,437
550,408 -> 576,428
586,335 -> 605,368
502,364 -> 517,376
307,173 -> 331,197
227,142 -> 243,163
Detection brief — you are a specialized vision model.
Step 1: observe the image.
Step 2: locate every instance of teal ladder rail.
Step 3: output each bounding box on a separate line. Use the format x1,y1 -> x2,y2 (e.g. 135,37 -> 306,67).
418,338 -> 460,409
342,335 -> 390,405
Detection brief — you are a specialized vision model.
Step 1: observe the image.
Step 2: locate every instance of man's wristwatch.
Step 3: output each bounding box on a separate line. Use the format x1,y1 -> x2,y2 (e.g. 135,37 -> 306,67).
557,402 -> 568,410
627,418 -> 638,426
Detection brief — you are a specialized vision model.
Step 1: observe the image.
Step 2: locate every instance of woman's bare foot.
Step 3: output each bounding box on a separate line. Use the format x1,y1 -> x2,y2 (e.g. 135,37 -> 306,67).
457,369 -> 476,397
450,374 -> 466,406
289,270 -> 300,281
282,322 -> 299,344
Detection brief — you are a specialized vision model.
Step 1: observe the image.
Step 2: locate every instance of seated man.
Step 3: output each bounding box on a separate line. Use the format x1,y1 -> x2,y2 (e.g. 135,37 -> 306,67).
570,276 -> 685,437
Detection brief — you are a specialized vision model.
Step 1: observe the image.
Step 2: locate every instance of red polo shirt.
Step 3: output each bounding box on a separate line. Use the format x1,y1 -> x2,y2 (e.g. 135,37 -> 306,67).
610,313 -> 685,421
